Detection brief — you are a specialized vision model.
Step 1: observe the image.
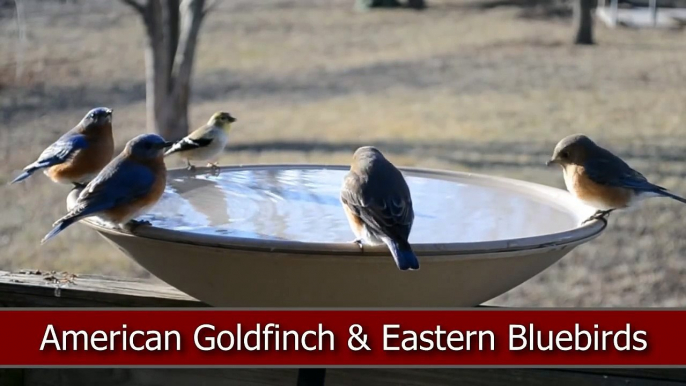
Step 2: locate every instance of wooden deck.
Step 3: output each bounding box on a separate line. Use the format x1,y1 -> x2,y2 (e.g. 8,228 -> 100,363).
0,270 -> 685,386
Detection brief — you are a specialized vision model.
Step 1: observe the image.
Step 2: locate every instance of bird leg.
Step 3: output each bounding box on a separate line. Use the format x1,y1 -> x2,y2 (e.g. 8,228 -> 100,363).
207,162 -> 221,175
351,238 -> 364,251
582,209 -> 615,225
186,160 -> 196,172
123,219 -> 152,233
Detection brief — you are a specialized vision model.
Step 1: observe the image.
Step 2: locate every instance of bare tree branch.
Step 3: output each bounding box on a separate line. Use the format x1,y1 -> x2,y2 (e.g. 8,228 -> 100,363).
165,0 -> 181,90
172,0 -> 205,94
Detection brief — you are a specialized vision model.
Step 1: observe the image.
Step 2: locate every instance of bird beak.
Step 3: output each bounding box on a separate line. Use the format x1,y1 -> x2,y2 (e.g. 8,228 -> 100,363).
228,116 -> 237,123
106,109 -> 113,116
546,159 -> 556,167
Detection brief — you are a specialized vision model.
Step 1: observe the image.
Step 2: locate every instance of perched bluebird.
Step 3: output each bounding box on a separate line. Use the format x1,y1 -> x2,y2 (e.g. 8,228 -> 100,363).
164,111 -> 236,171
340,146 -> 419,271
547,134 -> 686,224
10,107 -> 114,187
41,134 -> 174,244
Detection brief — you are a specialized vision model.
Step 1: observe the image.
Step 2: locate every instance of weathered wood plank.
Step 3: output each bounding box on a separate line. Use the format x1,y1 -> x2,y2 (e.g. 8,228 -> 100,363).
571,369 -> 686,383
0,369 -> 24,386
0,270 -> 684,386
325,369 -> 686,386
25,369 -> 296,386
0,270 -> 206,308
21,369 -> 686,386
298,369 -> 327,386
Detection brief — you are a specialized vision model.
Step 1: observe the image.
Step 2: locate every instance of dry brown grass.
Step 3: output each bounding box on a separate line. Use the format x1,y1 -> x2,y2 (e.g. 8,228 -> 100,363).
0,0 -> 685,305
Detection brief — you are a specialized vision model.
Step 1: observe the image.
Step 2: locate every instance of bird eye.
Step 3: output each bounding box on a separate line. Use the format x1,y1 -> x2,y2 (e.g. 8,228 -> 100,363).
560,151 -> 569,159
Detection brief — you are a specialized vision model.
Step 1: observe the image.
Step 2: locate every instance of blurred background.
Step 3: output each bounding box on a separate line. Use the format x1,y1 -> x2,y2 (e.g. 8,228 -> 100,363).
0,0 -> 684,307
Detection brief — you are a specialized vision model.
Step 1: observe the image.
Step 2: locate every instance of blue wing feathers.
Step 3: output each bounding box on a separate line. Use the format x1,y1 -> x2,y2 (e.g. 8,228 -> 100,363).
41,160 -> 156,244
36,134 -> 88,165
11,134 -> 88,184
77,159 -> 155,210
584,156 -> 686,204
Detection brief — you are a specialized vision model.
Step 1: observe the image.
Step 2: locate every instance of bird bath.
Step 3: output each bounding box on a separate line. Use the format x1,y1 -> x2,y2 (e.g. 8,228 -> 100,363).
70,164 -> 605,307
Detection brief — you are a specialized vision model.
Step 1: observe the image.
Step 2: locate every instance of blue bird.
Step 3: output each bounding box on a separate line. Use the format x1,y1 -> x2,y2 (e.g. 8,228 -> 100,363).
547,134 -> 686,224
42,134 -> 174,244
10,107 -> 114,187
340,146 -> 419,271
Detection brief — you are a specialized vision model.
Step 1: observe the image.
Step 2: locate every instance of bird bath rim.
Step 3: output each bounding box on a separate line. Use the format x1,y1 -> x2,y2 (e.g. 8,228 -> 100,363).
76,164 -> 606,258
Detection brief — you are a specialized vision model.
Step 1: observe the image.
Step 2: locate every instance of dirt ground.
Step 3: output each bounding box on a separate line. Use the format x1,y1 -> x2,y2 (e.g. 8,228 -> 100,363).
0,0 -> 685,306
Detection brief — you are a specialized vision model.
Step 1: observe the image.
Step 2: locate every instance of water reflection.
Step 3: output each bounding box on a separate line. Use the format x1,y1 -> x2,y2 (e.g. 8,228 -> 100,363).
142,168 -> 575,243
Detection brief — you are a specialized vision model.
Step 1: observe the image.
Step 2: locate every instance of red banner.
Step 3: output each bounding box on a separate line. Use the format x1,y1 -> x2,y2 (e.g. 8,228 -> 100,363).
0,310 -> 681,366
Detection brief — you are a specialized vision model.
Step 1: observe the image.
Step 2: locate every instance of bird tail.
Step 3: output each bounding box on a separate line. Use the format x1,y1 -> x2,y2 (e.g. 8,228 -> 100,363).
9,165 -> 41,184
9,170 -> 34,184
383,238 -> 419,271
657,189 -> 686,205
40,202 -> 99,244
41,217 -> 77,244
9,159 -> 56,184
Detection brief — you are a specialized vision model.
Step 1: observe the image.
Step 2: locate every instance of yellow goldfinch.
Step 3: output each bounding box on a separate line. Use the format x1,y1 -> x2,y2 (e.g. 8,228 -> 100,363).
164,111 -> 236,170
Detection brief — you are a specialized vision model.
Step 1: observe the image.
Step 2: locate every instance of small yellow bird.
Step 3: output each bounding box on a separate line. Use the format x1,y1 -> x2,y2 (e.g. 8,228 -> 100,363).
164,111 -> 236,171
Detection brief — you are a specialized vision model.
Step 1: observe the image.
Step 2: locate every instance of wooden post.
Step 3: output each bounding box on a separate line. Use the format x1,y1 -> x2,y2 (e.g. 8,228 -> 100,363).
0,369 -> 24,386
297,369 -> 327,386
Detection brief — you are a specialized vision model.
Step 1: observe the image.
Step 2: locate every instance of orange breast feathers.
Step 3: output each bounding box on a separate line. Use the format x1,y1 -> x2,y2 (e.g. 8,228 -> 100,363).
104,157 -> 167,224
570,165 -> 633,210
343,203 -> 364,237
46,127 -> 114,183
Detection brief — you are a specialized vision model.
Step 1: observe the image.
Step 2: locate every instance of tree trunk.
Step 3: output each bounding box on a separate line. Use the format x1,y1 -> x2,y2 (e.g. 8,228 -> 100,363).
355,0 -> 425,10
122,0 -> 208,140
355,0 -> 402,10
407,0 -> 426,9
573,0 -> 594,45
167,0 -> 206,140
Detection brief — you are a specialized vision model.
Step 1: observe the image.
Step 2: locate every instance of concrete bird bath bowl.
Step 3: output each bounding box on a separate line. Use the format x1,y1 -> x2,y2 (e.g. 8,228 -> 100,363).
68,164 -> 605,308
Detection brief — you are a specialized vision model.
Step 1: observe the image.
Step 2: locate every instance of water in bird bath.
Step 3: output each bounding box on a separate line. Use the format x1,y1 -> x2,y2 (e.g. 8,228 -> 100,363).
142,167 -> 576,244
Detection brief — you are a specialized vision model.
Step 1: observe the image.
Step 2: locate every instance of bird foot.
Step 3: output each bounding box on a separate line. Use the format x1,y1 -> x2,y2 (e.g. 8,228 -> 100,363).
207,163 -> 221,175
351,239 -> 364,251
186,164 -> 196,172
123,219 -> 152,233
582,209 -> 614,226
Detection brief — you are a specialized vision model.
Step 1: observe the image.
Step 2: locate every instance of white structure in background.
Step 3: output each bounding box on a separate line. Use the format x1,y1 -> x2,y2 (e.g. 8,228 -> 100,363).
596,0 -> 686,28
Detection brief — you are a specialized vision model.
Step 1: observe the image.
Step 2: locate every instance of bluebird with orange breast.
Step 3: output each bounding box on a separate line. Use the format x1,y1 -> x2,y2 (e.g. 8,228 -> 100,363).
340,146 -> 419,271
10,107 -> 114,187
547,134 -> 686,224
41,134 -> 173,244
